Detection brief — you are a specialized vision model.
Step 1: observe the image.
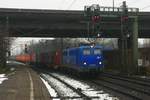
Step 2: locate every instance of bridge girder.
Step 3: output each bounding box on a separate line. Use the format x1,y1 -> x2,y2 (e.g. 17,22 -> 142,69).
0,8 -> 149,38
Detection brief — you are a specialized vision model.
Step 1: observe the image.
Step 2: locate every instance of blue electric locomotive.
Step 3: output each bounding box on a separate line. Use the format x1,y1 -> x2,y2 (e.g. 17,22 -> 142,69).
63,45 -> 104,73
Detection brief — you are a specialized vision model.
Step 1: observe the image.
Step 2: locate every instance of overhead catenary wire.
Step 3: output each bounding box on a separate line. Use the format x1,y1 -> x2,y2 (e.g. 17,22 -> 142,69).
66,0 -> 77,10
58,0 -> 67,9
116,0 -> 141,7
128,0 -> 141,5
141,5 -> 150,10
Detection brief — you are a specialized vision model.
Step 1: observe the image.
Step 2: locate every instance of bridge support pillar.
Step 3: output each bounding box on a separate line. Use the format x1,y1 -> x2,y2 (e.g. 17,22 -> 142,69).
0,16 -> 10,68
131,16 -> 139,74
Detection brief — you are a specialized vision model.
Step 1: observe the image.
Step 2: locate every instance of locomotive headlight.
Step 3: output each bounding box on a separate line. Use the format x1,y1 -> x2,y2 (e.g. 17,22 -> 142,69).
84,62 -> 87,65
99,62 -> 102,65
90,45 -> 94,48
97,56 -> 101,59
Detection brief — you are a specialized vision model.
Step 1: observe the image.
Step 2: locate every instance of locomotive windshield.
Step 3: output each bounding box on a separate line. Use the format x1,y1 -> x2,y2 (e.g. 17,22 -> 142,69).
83,49 -> 90,55
94,49 -> 101,55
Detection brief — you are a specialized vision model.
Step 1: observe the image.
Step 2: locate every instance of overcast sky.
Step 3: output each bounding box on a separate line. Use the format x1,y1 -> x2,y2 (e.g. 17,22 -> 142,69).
0,0 -> 150,11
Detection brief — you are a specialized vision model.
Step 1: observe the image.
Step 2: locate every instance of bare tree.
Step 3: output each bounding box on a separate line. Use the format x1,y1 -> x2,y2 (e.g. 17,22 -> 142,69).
0,16 -> 15,69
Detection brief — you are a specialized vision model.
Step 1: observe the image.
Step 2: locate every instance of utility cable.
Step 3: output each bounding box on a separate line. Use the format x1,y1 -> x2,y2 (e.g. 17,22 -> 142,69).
66,0 -> 77,10
58,0 -> 66,9
141,5 -> 150,10
116,0 -> 141,7
128,0 -> 141,5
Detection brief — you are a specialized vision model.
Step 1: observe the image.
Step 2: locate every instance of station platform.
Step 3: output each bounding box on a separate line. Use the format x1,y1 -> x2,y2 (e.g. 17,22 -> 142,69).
0,63 -> 50,100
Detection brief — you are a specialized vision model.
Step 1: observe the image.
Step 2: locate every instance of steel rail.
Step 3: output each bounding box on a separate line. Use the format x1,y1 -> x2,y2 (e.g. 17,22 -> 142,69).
34,67 -> 98,100
46,72 -> 99,100
102,73 -> 150,87
92,80 -> 143,100
99,77 -> 150,96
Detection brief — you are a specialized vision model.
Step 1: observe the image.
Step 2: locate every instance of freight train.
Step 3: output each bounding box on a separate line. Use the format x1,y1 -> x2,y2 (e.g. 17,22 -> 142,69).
63,45 -> 104,73
15,42 -> 104,74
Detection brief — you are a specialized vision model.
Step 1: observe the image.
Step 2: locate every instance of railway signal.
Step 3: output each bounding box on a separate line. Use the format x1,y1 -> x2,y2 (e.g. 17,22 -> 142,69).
8,51 -> 11,56
84,4 -> 102,41
84,2 -> 139,74
121,1 -> 129,29
92,15 -> 101,23
25,44 -> 28,53
121,1 -> 130,49
84,6 -> 91,21
120,1 -> 133,73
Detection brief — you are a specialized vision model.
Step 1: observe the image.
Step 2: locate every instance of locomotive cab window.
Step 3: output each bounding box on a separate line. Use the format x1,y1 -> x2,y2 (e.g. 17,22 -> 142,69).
83,49 -> 90,55
94,49 -> 101,55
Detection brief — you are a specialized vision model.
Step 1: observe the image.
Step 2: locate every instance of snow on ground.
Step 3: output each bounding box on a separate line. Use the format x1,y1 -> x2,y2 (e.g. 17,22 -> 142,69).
42,74 -> 80,98
0,74 -> 8,84
0,74 -> 5,77
7,61 -> 26,65
40,77 -> 58,98
52,73 -> 119,100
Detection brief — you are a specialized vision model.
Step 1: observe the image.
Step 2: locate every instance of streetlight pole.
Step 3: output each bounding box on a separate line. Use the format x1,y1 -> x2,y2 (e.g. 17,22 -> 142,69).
113,0 -> 114,11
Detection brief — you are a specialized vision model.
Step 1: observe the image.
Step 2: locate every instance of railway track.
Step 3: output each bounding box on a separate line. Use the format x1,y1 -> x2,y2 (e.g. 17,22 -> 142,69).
33,67 -> 81,99
102,72 -> 150,86
33,67 -> 119,100
89,73 -> 150,100
33,66 -> 150,100
40,73 -> 95,100
34,67 -> 103,100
